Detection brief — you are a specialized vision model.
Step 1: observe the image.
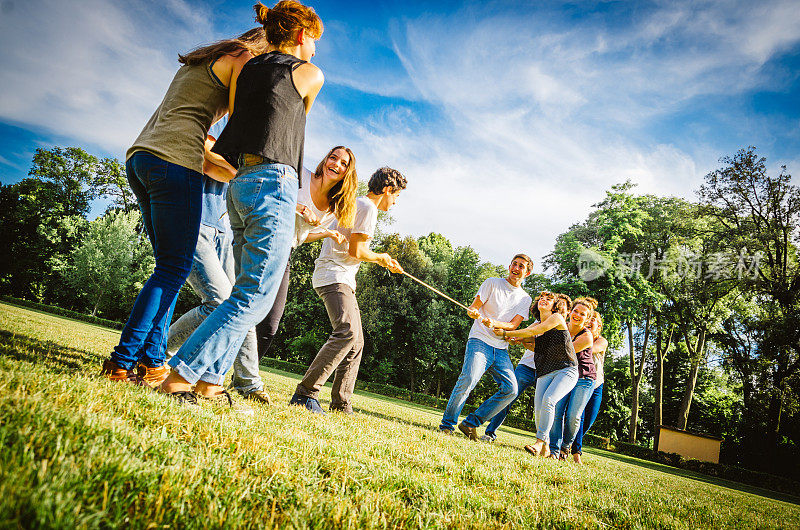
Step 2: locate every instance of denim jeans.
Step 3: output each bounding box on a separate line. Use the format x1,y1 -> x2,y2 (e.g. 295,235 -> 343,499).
440,338 -> 518,431
573,383 -> 603,454
112,151 -> 202,370
549,377 -> 595,454
168,163 -> 297,385
165,223 -> 260,393
534,366 -> 578,442
484,363 -> 536,439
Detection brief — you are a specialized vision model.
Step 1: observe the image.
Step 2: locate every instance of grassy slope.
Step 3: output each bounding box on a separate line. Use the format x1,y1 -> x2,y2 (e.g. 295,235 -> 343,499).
1,302 -> 798,529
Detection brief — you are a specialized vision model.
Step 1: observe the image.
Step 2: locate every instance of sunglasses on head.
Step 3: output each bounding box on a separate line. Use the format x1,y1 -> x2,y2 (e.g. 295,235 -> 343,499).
539,291 -> 554,299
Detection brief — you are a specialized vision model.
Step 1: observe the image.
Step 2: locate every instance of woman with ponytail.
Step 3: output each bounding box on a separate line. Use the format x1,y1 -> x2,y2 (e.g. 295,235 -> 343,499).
160,1 -> 325,410
101,24 -> 267,386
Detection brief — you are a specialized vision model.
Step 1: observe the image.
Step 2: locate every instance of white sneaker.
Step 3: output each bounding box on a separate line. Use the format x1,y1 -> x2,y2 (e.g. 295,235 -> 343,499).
479,434 -> 495,443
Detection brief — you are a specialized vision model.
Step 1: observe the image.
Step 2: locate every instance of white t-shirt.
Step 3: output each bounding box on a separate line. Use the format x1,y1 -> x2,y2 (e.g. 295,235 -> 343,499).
293,168 -> 337,248
593,347 -> 606,387
469,277 -> 532,349
312,196 -> 378,291
518,339 -> 537,370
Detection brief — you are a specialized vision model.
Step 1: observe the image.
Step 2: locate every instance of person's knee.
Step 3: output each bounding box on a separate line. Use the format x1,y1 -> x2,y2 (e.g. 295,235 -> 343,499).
501,380 -> 519,398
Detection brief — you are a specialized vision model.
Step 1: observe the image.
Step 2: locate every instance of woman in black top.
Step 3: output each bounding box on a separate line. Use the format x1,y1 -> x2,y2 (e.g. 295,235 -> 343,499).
548,297 -> 595,458
497,293 -> 578,457
160,1 -> 325,410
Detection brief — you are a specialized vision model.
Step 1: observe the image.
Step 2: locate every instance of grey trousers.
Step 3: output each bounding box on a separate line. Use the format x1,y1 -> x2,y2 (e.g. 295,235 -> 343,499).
295,283 -> 364,410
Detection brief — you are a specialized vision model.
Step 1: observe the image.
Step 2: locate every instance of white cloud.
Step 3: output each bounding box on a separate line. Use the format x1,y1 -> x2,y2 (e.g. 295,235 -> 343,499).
307,0 -> 800,264
0,0 -> 216,157
0,0 -> 797,266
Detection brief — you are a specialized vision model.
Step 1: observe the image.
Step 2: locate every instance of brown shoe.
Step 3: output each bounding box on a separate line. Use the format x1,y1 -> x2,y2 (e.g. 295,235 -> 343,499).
100,358 -> 142,385
458,421 -> 478,441
243,390 -> 272,405
137,363 -> 170,388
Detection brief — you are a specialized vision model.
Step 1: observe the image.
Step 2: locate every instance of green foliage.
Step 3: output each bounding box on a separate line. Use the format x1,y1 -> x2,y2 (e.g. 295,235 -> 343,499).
65,209 -> 154,318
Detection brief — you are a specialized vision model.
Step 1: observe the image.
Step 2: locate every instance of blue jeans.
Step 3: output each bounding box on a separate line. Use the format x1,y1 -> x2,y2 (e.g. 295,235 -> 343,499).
534,366 -> 578,442
573,383 -> 603,454
440,338 -> 518,431
484,363 -> 536,439
168,163 -> 297,385
165,224 -> 260,393
549,377 -> 595,454
112,151 -> 202,370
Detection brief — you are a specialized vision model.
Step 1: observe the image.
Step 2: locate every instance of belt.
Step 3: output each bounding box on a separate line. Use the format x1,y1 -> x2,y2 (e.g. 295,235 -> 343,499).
240,153 -> 266,167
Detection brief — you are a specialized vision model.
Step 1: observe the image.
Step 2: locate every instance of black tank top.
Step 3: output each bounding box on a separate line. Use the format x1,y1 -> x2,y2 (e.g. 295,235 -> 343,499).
212,51 -> 306,177
534,327 -> 577,378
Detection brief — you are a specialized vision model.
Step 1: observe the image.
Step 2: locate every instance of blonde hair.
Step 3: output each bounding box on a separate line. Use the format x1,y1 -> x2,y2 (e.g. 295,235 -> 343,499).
572,296 -> 597,320
254,1 -> 323,47
314,146 -> 357,228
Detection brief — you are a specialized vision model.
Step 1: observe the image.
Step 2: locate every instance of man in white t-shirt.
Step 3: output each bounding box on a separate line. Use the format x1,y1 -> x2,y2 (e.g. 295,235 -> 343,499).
290,167 -> 407,414
440,254 -> 533,439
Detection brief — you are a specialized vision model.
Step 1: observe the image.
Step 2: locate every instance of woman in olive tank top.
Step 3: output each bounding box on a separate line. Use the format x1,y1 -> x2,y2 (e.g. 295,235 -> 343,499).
101,25 -> 267,387
159,1 -> 326,409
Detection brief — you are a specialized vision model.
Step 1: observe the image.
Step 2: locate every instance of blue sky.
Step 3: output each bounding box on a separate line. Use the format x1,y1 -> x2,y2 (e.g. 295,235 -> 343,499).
1,0 -> 798,267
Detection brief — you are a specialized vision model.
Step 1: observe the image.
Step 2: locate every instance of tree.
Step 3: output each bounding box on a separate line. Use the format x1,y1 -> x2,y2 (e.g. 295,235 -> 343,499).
697,147 -> 800,452
94,157 -> 137,213
66,210 -> 153,317
28,146 -> 98,218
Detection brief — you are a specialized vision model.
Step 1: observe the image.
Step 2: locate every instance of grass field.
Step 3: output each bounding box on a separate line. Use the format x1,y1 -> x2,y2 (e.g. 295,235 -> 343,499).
1,301 -> 799,528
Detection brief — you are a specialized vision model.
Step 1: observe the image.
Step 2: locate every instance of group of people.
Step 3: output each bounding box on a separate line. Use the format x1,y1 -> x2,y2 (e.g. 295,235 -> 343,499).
99,0 -> 607,461
100,0 -> 405,419
439,256 -> 608,463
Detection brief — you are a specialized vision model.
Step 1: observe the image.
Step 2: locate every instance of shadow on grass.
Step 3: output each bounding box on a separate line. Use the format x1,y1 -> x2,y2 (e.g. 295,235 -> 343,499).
0,329 -> 99,374
589,447 -> 800,506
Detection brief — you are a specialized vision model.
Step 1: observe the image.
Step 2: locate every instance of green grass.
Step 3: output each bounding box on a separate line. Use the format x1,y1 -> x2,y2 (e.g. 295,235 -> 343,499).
1,302 -> 799,529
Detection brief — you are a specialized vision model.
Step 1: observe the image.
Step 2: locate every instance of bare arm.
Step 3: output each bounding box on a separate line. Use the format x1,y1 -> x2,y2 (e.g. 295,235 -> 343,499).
304,228 -> 345,245
203,136 -> 236,183
496,313 -> 567,340
466,296 -> 483,320
292,62 -> 324,114
221,52 -> 254,116
486,314 -> 525,331
573,331 -> 594,354
349,233 -> 403,273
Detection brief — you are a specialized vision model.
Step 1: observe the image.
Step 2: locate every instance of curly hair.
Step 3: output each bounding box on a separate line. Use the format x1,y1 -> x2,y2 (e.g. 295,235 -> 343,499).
367,167 -> 407,194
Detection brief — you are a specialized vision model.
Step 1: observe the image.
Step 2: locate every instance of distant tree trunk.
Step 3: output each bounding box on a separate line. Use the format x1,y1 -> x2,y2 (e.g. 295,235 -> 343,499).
653,320 -> 674,451
628,308 -> 652,443
676,330 -> 705,430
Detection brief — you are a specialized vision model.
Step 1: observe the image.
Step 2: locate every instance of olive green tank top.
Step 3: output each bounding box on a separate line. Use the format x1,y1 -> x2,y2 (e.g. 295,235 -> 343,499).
127,61 -> 228,174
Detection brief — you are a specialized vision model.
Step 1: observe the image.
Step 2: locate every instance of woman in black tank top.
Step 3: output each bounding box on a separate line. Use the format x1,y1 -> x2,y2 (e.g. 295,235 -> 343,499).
548,297 -> 596,459
160,1 -> 326,409
497,292 -> 578,457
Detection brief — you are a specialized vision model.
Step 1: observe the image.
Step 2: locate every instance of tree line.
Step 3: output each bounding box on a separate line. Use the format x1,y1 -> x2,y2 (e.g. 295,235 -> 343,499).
0,145 -> 797,479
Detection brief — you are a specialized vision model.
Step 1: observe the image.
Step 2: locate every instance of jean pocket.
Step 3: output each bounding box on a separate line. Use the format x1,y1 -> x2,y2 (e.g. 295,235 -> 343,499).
229,178 -> 264,217
144,160 -> 168,186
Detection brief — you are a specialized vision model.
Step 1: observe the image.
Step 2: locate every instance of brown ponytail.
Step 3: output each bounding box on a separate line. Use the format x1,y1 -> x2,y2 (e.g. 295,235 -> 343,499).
253,1 -> 323,47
